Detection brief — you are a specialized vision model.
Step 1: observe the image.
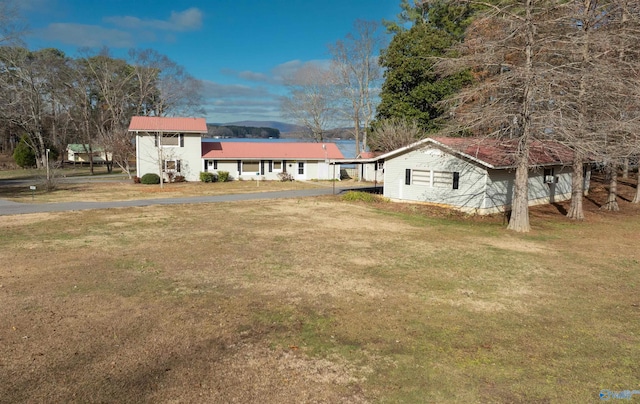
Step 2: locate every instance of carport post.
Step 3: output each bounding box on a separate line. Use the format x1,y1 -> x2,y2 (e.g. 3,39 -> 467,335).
332,163 -> 336,195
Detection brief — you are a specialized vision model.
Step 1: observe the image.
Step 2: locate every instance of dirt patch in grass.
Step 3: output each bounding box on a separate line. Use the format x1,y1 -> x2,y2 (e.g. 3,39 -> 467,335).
1,175 -> 640,402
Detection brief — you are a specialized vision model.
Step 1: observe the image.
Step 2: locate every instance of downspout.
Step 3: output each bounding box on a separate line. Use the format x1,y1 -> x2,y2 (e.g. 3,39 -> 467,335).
135,131 -> 140,178
158,131 -> 164,189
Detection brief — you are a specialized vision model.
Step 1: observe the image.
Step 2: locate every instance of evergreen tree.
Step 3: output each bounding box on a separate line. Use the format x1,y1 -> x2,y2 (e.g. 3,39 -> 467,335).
12,134 -> 35,167
373,1 -> 474,136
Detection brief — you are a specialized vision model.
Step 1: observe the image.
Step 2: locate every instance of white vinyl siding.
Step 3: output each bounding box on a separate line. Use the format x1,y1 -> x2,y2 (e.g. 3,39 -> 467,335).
384,147 -> 486,211
136,132 -> 201,181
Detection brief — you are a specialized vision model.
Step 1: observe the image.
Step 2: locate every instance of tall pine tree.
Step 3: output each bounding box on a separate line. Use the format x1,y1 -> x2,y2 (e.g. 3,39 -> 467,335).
373,1 -> 473,139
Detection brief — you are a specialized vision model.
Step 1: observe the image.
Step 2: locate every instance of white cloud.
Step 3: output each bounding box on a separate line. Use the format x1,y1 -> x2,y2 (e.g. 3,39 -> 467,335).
32,7 -> 203,49
220,59 -> 331,86
169,8 -> 203,30
35,23 -> 134,48
201,81 -> 273,99
237,71 -> 271,82
104,7 -> 203,32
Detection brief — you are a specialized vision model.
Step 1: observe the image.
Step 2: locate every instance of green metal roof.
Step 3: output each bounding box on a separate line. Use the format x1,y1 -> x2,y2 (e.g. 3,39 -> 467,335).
67,144 -> 106,153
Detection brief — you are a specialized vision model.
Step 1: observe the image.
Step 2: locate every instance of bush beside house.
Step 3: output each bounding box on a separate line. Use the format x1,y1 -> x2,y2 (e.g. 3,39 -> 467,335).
140,173 -> 161,184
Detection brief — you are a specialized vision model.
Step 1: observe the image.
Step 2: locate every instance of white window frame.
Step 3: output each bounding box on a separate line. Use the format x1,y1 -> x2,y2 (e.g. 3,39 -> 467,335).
411,169 -> 456,188
157,133 -> 182,147
163,159 -> 181,172
411,169 -> 431,186
432,171 -> 454,188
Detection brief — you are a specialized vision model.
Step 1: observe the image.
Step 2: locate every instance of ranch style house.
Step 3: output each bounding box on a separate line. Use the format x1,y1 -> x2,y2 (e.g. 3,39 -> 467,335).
336,137 -> 589,215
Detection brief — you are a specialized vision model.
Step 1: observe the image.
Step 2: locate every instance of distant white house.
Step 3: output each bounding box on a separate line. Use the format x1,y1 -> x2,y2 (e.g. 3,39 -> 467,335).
129,116 -> 345,182
66,144 -> 111,163
332,137 -> 588,215
129,116 -> 208,182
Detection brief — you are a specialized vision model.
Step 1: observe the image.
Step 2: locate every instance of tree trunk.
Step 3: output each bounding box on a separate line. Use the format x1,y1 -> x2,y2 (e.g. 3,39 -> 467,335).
507,153 -> 531,232
567,154 -> 585,220
507,0 -> 534,233
88,145 -> 94,175
633,171 -> 640,203
602,164 -> 620,211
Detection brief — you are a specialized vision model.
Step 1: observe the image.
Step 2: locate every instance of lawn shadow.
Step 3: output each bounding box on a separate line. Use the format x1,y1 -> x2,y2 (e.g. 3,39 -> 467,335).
585,195 -> 602,208
552,203 -> 568,215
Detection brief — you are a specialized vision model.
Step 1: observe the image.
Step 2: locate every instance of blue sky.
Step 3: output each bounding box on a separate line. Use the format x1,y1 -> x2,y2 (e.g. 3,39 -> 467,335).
19,0 -> 398,124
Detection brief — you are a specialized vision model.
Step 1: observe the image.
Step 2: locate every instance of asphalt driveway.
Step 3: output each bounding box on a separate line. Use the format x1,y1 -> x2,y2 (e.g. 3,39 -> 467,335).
0,185 -> 377,216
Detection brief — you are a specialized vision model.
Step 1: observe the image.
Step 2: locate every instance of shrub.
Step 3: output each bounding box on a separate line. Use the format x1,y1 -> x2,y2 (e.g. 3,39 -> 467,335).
174,175 -> 186,183
199,172 -> 216,183
341,191 -> 387,203
165,171 -> 175,183
13,135 -> 36,168
217,171 -> 230,182
140,173 -> 161,184
277,172 -> 294,182
133,176 -> 141,184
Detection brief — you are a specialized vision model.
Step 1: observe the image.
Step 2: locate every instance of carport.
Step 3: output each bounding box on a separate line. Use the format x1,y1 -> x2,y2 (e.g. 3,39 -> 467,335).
328,156 -> 384,194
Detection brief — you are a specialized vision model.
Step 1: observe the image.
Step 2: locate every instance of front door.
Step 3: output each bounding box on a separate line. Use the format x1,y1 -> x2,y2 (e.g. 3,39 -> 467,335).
295,162 -> 306,180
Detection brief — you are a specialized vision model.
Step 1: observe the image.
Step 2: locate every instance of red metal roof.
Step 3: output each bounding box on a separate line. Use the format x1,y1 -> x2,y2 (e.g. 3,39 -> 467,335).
359,151 -> 381,159
201,142 -> 344,160
429,137 -> 574,168
128,116 -> 208,133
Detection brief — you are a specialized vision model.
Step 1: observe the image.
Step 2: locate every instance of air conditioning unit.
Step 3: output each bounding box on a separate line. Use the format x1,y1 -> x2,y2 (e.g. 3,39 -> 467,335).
544,175 -> 556,184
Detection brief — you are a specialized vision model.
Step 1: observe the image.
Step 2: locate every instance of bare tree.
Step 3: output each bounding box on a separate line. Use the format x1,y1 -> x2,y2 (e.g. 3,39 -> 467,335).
128,48 -> 205,117
281,63 -> 338,142
328,20 -> 384,157
0,47 -> 68,169
0,0 -> 25,46
368,118 -> 425,153
546,0 -> 608,220
437,0 -> 562,232
75,49 -> 136,175
605,0 -> 640,208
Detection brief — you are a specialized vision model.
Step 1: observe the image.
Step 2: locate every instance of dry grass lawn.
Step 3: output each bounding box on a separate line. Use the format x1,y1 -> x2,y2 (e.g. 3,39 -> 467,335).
1,176 -> 639,402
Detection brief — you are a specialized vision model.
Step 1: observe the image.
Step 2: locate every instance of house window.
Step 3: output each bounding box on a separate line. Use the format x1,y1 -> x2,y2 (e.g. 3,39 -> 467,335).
163,160 -> 181,172
156,134 -> 182,147
206,160 -> 217,171
242,160 -> 259,173
411,169 -> 430,186
268,160 -> 284,173
377,161 -> 384,171
544,168 -> 556,184
409,169 -> 457,188
432,171 -> 453,188
298,162 -> 305,175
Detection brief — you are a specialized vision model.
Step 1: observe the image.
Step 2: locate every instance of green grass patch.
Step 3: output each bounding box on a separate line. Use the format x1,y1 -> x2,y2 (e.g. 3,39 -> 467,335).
341,190 -> 387,203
